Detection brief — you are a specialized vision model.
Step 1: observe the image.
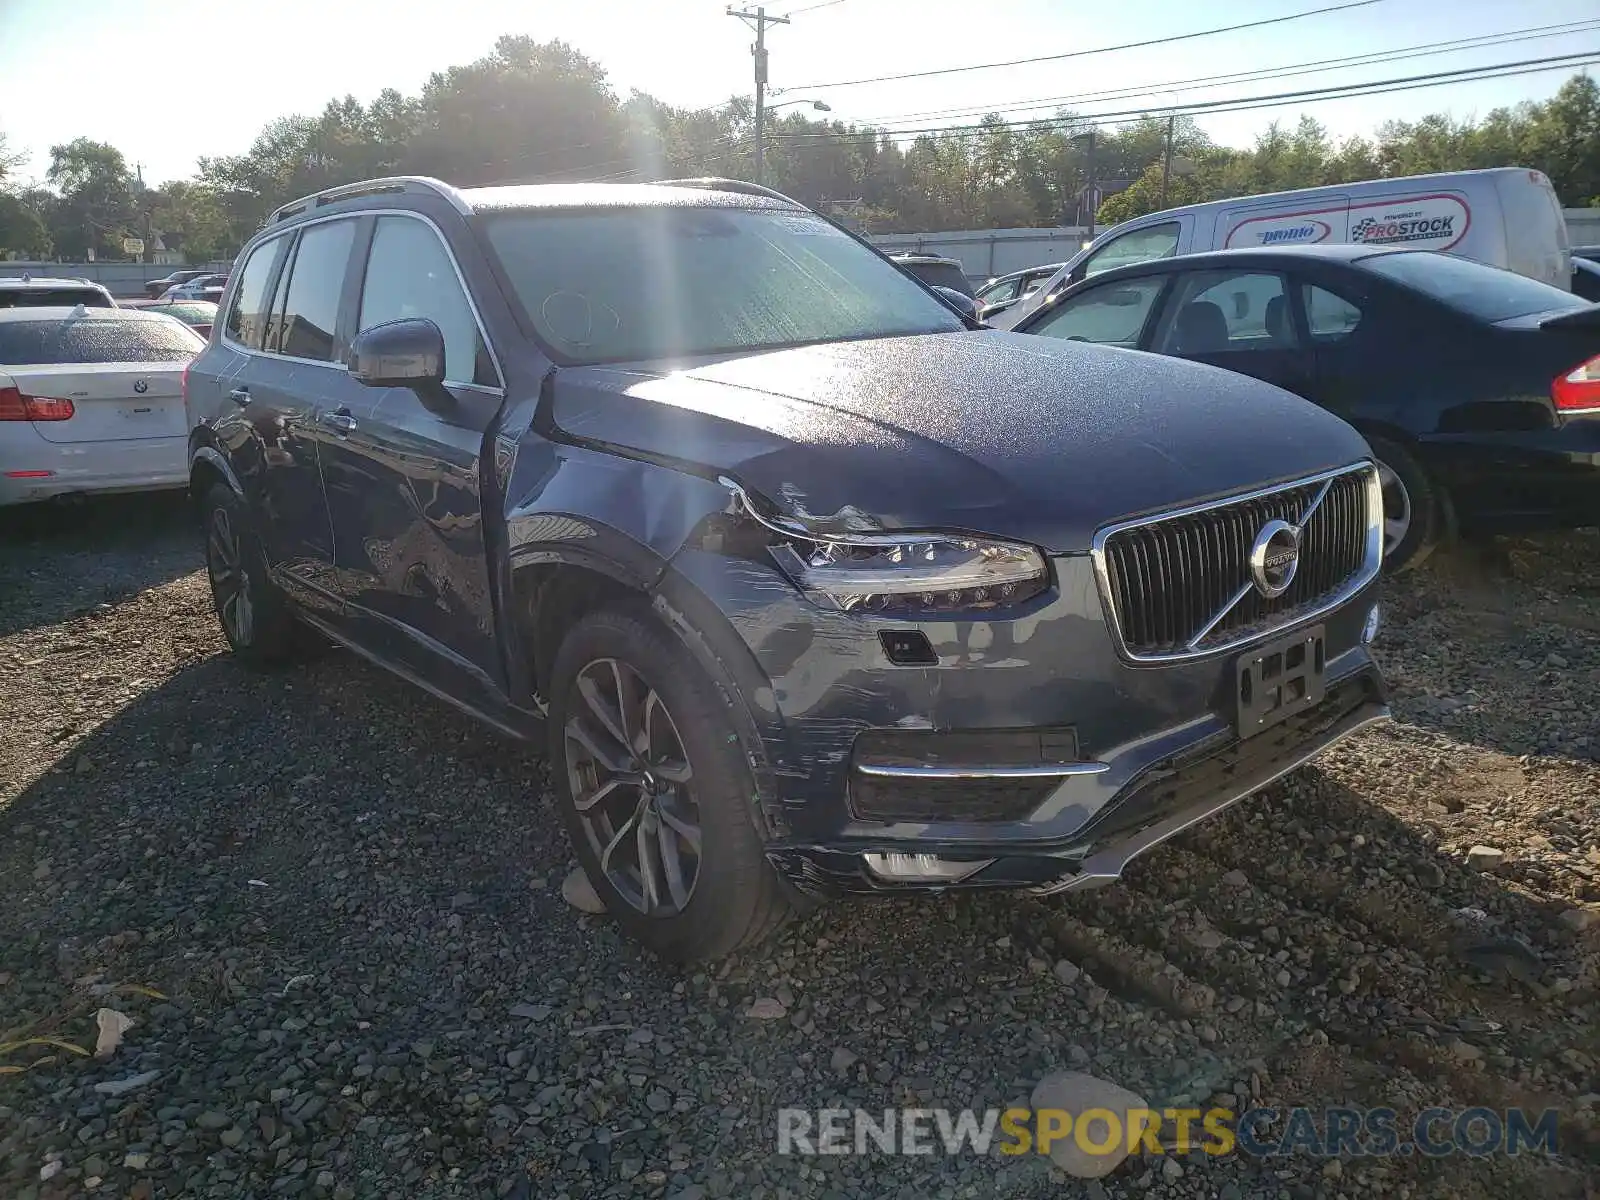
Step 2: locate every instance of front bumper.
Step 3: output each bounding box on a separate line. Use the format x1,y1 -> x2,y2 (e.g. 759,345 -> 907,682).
767,665 -> 1387,895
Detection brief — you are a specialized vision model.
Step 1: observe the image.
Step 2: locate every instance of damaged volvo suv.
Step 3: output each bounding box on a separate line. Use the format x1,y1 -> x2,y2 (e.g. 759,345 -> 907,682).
186,176 -> 1389,961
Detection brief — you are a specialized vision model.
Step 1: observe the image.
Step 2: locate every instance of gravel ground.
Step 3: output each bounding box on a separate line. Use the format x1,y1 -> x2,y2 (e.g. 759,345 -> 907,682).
1,497 -> 1597,1199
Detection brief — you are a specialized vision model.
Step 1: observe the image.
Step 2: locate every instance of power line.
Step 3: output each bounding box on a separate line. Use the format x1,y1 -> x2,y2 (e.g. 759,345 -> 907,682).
842,19 -> 1600,129
765,50 -> 1600,144
779,0 -> 850,14
777,0 -> 1385,92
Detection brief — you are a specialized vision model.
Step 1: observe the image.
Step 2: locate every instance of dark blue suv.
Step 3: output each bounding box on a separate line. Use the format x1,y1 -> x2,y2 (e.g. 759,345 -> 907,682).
186,175 -> 1389,961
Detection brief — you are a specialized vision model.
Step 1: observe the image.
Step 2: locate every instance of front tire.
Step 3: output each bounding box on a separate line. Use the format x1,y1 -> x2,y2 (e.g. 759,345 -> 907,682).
548,603 -> 794,961
1367,436 -> 1447,573
200,482 -> 306,665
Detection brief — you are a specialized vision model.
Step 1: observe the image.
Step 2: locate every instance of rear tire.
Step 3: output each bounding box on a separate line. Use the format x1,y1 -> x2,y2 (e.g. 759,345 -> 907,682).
548,602 -> 795,961
1367,436 -> 1447,573
200,482 -> 308,666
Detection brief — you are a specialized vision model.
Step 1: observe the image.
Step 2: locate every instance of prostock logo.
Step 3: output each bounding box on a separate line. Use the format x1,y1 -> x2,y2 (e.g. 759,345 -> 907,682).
1351,214 -> 1456,244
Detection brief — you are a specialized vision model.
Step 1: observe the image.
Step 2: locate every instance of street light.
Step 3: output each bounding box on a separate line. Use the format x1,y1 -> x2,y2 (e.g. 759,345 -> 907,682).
767,98 -> 831,113
752,97 -> 830,186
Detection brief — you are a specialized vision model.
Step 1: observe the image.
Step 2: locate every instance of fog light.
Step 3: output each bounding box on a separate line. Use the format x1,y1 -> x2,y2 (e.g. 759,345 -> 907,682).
862,853 -> 991,883
1362,603 -> 1382,645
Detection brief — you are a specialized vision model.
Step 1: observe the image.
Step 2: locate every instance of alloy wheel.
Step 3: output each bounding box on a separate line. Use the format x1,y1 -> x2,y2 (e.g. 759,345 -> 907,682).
206,507 -> 254,646
564,657 -> 702,916
1376,461 -> 1412,558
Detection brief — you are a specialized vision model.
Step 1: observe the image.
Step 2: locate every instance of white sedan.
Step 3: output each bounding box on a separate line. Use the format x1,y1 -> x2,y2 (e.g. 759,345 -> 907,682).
0,306 -> 205,506
159,273 -> 228,301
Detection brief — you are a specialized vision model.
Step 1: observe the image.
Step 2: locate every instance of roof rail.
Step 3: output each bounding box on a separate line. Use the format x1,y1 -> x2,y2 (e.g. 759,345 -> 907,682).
267,176 -> 470,225
656,177 -> 805,208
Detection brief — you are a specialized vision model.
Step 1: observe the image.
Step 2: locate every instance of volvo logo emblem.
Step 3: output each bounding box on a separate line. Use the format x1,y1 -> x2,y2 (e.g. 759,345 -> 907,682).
1249,519 -> 1301,598
133,379 -> 149,394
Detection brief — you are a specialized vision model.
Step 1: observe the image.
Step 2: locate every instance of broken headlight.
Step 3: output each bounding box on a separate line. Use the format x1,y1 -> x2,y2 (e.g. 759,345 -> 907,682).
720,477 -> 1047,614
770,539 -> 1047,613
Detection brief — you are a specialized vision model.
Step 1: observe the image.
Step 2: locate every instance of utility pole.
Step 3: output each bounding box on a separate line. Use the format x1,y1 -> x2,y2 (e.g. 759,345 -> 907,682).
1084,128 -> 1098,242
728,5 -> 789,185
1160,114 -> 1175,209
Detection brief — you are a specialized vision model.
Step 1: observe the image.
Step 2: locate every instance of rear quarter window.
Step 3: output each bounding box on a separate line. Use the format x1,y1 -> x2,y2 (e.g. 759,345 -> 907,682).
0,318 -> 205,364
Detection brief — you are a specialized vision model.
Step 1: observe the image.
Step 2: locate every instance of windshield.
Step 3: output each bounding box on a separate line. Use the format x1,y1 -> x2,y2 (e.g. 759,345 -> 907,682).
1360,251 -> 1590,321
481,206 -> 964,364
0,317 -> 204,364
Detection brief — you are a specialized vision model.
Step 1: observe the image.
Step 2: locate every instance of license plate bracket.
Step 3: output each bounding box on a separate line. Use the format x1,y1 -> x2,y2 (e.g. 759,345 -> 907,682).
1235,624 -> 1326,737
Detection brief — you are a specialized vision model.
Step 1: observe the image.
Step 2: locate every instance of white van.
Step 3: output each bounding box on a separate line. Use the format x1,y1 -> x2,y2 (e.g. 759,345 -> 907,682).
988,166 -> 1571,328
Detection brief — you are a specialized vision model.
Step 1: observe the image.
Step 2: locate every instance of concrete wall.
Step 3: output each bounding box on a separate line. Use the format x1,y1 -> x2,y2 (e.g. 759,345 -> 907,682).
0,260 -> 233,298
870,209 -> 1600,283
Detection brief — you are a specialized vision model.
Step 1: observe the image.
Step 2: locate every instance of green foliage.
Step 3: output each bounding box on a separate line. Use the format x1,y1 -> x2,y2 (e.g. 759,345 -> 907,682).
8,57 -> 1599,266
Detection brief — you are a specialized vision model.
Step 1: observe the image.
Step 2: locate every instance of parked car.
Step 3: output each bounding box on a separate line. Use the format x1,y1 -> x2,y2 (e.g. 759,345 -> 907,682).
145,268 -> 215,299
975,262 -> 1064,322
889,253 -> 975,298
187,175 -> 1389,961
143,300 -> 219,339
990,167 -> 1572,329
1573,256 -> 1600,303
0,275 -> 116,309
160,274 -> 228,302
0,306 -> 204,505
1012,244 -> 1600,571
1572,245 -> 1600,264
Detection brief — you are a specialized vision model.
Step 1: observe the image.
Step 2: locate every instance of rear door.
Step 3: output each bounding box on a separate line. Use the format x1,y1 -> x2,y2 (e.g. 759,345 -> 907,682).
322,212 -> 508,703
0,316 -> 201,444
241,217 -> 360,607
1146,267 -> 1315,397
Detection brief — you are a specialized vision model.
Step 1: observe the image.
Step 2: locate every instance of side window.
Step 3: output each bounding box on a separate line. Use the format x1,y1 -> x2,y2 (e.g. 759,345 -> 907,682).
277,219 -> 356,363
1301,283 -> 1364,342
1153,271 -> 1296,356
225,237 -> 280,348
357,216 -> 497,387
1083,222 -> 1181,279
980,278 -> 1021,305
1025,277 -> 1166,348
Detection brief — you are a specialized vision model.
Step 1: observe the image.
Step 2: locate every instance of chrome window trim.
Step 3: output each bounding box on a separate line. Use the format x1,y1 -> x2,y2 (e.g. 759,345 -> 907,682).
1089,461 -> 1383,666
221,208 -> 506,395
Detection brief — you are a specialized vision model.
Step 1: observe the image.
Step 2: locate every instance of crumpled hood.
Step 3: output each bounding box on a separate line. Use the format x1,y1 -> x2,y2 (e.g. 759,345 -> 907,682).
545,331 -> 1372,552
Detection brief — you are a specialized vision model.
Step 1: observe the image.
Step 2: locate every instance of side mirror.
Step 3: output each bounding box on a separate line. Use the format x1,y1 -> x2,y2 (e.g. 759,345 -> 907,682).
347,318 -> 452,409
932,285 -> 979,321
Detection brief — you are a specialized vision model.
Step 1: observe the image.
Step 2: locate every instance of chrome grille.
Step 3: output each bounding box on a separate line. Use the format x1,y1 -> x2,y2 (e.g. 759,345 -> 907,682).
1095,465 -> 1379,661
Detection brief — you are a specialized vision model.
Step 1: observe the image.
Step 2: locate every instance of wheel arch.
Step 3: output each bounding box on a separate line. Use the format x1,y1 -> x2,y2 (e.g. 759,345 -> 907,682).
510,537 -> 792,841
188,442 -> 244,508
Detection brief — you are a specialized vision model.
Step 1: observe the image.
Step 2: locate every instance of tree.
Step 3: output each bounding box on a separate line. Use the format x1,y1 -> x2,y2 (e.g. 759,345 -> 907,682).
0,191 -> 52,257
46,138 -> 136,259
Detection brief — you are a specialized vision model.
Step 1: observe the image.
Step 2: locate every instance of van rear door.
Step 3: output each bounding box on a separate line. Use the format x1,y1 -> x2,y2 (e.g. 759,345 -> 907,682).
1495,169 -> 1570,291
1220,197 -> 1349,251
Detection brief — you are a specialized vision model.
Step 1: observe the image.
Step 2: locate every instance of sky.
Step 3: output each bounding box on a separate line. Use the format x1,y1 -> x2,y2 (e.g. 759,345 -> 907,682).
0,0 -> 1596,189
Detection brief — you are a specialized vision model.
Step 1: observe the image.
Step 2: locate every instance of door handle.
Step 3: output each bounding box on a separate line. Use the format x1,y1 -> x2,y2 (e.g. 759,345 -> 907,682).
228,387 -> 251,408
318,409 -> 358,434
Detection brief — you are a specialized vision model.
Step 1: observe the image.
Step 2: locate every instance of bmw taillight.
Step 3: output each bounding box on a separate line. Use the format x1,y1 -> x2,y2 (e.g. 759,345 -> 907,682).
0,385 -> 74,421
1552,355 -> 1600,414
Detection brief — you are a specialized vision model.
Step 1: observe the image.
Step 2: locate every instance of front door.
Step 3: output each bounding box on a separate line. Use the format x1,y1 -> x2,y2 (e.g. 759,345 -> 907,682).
1147,268 -> 1314,397
320,213 -> 509,707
